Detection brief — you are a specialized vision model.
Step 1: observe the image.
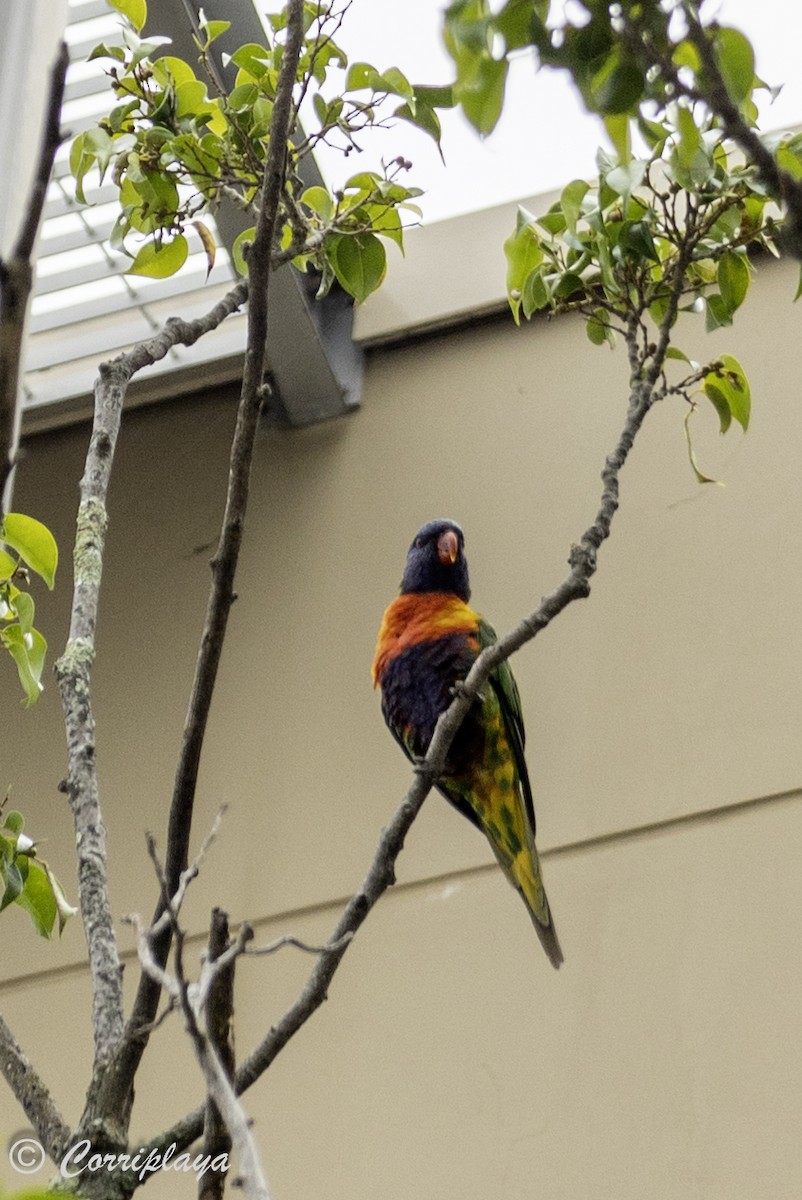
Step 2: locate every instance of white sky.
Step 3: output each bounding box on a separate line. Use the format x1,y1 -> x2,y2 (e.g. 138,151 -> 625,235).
310,0 -> 802,224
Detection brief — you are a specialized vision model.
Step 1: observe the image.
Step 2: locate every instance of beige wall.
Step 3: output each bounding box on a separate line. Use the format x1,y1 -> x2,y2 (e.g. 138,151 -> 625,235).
1,246 -> 801,1198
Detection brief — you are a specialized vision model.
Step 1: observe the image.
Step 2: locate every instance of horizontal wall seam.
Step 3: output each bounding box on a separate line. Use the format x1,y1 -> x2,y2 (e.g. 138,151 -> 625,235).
0,784 -> 799,995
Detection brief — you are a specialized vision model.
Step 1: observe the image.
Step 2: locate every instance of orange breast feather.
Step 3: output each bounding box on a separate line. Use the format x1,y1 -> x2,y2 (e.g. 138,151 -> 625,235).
372,592 -> 480,687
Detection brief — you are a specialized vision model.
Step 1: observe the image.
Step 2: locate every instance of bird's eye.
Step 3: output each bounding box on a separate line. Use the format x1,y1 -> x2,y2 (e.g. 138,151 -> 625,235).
414,536 -> 423,549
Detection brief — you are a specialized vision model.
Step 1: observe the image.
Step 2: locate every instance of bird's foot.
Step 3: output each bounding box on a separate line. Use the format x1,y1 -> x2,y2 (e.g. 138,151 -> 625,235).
412,755 -> 437,782
450,679 -> 485,704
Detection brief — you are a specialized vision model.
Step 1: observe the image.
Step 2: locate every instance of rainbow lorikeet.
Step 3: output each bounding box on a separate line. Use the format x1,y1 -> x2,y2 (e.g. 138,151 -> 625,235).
372,519 -> 563,969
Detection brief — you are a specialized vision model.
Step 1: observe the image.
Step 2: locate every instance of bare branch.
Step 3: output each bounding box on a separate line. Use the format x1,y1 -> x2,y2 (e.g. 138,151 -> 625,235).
129,891 -> 270,1199
0,1014 -> 71,1163
11,43 -> 70,264
52,280 -> 248,1145
245,931 -> 355,958
199,909 -> 235,1200
0,42 -> 69,510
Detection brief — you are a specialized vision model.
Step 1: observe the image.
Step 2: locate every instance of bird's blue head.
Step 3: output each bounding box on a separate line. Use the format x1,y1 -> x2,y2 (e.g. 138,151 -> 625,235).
399,519 -> 471,601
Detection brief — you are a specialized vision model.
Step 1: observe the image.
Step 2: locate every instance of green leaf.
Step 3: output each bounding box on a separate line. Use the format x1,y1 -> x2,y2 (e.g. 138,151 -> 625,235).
395,97 -> 445,155
4,811 -> 24,835
553,271 -> 584,299
604,113 -> 631,163
605,158 -> 645,202
673,40 -> 701,74
302,186 -> 334,222
522,269 -> 549,318
714,27 -> 755,106
44,861 -> 78,934
87,43 -> 127,63
617,219 -> 659,263
537,208 -> 566,236
684,408 -> 724,486
665,346 -> 691,364
0,514 -> 57,589
1,624 -> 47,706
151,55 -> 197,87
230,43 -> 273,79
0,549 -> 16,582
717,250 -> 750,312
674,104 -> 701,170
107,0 -> 147,31
175,79 -> 210,118
703,354 -> 751,432
777,144 -> 802,182
127,235 -> 189,278
456,55 -> 508,136
70,128 -> 115,204
504,217 -> 544,323
367,204 -> 404,249
586,308 -> 614,348
409,83 -> 455,111
14,859 -> 57,939
638,115 -> 669,152
380,66 -> 414,101
232,226 -> 256,276
13,592 -> 34,637
200,18 -> 231,46
705,293 -> 733,333
326,233 -> 387,303
560,179 -> 589,232
496,0 -> 536,51
346,61 -> 380,91
1,860 -> 24,910
591,51 -> 644,115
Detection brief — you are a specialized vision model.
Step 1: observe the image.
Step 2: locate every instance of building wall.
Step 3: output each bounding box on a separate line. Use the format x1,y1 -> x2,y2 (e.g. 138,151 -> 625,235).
1,248 -> 801,1198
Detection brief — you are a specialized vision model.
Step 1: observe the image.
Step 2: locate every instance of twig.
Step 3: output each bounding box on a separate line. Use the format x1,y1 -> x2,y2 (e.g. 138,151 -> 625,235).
129,890 -> 270,1199
144,806 -> 228,944
0,1015 -> 71,1164
246,931 -> 355,957
0,42 -> 69,510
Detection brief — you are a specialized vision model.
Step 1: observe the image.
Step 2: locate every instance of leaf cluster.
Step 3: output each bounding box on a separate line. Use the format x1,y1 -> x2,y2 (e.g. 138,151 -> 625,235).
502,113 -> 767,476
0,802 -> 76,939
70,0 -> 447,301
443,1 -> 761,133
0,514 -> 57,706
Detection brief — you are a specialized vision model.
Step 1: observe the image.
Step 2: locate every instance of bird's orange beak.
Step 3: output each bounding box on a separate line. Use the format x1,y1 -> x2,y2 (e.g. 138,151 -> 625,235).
437,529 -> 459,565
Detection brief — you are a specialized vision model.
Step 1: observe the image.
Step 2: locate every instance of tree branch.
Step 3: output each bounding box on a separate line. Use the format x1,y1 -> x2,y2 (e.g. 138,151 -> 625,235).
0,1014 -> 71,1164
198,909 -> 235,1200
109,0 -> 308,1129
0,41 -> 69,511
52,280 -> 248,1148
128,856 -> 271,1200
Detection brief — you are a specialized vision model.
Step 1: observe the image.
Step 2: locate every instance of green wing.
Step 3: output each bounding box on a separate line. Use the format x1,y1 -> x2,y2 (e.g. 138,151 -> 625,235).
477,617 -> 537,837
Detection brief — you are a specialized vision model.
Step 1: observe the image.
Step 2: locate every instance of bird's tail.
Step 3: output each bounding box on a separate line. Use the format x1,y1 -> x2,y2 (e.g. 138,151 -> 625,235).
512,849 -> 564,970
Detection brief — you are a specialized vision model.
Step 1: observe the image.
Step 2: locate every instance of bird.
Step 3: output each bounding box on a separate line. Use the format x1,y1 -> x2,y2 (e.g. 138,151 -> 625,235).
372,518 -> 563,969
